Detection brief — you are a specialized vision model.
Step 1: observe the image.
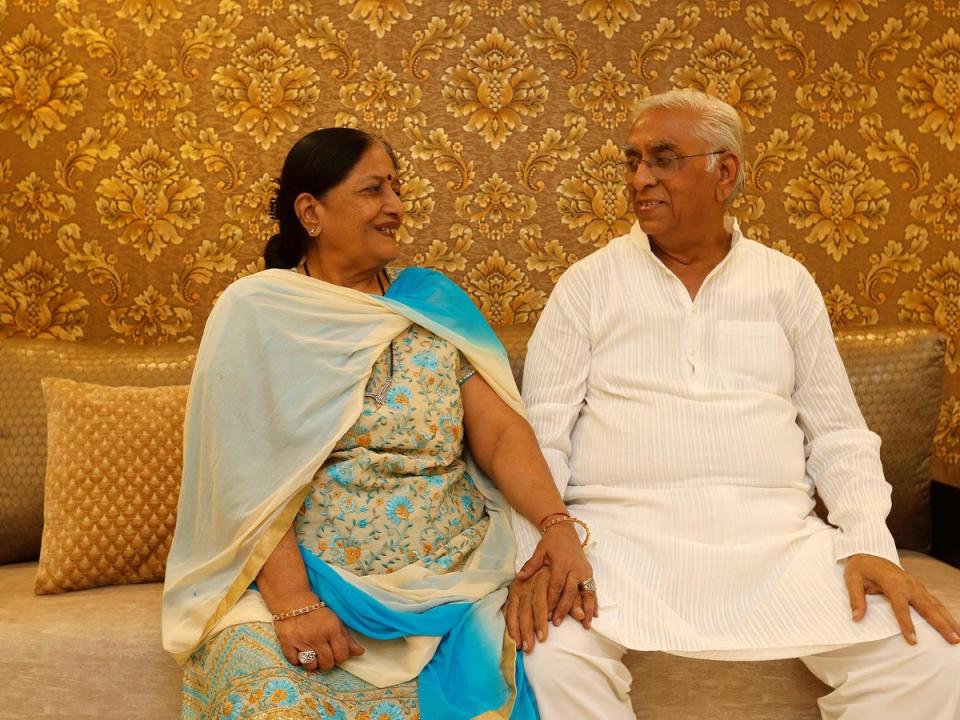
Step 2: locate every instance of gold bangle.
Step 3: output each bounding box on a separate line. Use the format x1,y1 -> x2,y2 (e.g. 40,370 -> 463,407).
539,515 -> 590,548
536,511 -> 570,531
272,600 -> 325,622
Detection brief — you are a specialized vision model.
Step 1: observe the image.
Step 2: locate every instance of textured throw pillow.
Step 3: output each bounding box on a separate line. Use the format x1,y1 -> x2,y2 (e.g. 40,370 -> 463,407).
35,378 -> 189,594
0,338 -> 197,565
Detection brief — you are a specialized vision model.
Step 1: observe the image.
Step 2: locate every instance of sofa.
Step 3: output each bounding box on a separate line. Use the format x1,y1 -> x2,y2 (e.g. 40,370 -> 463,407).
1,323 -> 957,720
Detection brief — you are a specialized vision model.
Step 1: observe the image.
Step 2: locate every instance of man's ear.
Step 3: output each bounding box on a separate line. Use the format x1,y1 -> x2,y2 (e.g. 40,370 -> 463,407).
716,153 -> 739,203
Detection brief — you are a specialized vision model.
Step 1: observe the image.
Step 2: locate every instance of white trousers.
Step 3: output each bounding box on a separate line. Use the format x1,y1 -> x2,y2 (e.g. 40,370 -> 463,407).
523,616 -> 960,720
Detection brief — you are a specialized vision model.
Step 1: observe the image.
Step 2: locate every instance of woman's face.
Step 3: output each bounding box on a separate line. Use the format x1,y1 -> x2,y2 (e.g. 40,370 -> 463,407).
310,143 -> 404,271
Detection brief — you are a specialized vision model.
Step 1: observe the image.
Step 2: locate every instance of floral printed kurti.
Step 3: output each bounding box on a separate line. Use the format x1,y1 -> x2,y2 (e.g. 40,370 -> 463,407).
182,323 -> 484,720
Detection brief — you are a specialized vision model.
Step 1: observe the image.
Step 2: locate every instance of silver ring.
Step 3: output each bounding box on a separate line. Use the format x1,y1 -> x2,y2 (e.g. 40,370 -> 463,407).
579,577 -> 597,593
297,649 -> 318,665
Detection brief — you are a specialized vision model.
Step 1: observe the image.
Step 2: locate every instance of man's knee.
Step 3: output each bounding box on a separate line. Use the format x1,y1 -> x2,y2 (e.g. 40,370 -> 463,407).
919,635 -> 960,688
522,618 -> 631,694
522,619 -> 635,719
522,622 -> 592,686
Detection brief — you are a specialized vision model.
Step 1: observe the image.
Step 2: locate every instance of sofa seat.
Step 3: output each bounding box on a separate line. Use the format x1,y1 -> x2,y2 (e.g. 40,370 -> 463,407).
0,562 -> 180,719
2,551 -> 957,719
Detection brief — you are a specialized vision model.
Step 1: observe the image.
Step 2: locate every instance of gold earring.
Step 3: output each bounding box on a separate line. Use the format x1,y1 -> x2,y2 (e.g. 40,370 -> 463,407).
310,226 -> 320,236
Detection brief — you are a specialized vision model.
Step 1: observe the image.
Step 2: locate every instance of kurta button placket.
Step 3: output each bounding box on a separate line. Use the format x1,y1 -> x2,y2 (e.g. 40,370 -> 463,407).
687,307 -> 702,380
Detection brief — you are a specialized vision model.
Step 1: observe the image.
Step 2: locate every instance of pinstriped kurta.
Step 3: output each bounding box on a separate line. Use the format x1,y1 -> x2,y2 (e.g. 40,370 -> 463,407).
513,219 -> 902,659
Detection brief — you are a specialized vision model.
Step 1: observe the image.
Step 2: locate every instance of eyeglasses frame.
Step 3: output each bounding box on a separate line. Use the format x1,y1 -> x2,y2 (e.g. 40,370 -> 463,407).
620,148 -> 728,181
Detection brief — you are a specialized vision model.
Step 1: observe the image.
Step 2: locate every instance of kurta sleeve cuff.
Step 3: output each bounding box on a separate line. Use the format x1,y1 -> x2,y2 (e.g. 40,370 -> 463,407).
833,525 -> 900,567
509,510 -> 542,573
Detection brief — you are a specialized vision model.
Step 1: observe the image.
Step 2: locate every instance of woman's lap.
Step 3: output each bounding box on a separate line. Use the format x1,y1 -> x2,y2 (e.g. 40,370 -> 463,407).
182,621 -> 419,720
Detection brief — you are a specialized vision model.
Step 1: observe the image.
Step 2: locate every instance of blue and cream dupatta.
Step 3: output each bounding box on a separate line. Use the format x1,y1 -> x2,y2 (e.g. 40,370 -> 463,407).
162,267 -> 538,719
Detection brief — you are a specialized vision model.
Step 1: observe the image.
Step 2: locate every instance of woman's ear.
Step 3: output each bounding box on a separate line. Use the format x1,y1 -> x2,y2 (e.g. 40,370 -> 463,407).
293,193 -> 323,236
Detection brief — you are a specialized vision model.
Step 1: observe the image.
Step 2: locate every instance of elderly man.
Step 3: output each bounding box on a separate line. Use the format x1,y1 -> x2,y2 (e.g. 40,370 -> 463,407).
505,89 -> 960,720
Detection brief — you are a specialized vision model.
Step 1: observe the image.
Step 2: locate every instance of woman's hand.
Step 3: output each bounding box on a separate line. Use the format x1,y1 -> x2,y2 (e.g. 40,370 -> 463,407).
517,522 -> 597,627
274,596 -> 365,671
255,529 -> 364,670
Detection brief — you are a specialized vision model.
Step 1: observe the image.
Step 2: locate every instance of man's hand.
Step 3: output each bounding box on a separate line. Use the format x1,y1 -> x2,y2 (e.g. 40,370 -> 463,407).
844,554 -> 960,645
504,567 -> 552,653
516,522 -> 597,626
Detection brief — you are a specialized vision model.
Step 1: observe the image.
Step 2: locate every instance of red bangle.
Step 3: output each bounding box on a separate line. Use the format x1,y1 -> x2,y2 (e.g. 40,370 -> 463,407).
536,511 -> 570,532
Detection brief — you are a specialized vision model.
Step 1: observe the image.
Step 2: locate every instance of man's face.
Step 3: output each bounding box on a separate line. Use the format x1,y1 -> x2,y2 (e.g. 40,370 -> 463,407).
624,109 -> 725,242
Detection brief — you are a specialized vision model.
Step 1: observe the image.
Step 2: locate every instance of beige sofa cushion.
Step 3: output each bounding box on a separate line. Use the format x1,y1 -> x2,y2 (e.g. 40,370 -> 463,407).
35,379 -> 188,594
0,563 -> 181,720
0,326 -> 952,718
0,339 -> 197,565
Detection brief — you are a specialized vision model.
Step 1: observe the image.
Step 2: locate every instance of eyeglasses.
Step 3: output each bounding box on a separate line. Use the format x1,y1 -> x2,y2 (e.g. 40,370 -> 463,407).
621,150 -> 726,180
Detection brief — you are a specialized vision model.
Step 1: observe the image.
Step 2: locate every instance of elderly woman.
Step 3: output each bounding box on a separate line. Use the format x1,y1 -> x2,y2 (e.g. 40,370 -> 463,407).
161,127 -> 595,719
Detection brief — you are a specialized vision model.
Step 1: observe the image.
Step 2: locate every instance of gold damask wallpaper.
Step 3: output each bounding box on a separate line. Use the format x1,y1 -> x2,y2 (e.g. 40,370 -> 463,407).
1,0 -> 959,472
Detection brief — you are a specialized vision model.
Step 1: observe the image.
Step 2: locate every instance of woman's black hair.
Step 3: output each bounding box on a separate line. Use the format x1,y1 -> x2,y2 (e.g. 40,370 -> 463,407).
263,128 -> 397,269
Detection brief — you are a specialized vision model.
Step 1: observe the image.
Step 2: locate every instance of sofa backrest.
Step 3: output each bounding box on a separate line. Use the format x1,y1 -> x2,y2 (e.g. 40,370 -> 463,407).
0,323 -> 944,564
833,327 -> 945,550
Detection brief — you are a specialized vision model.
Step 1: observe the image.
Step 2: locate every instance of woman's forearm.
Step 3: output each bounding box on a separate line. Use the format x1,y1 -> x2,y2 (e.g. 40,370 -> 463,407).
480,419 -> 569,527
461,375 -> 571,527
255,527 -> 318,613
464,376 -> 597,629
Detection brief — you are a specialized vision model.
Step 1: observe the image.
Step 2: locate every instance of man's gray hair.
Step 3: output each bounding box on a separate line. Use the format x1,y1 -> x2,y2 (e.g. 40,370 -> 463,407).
633,89 -> 745,204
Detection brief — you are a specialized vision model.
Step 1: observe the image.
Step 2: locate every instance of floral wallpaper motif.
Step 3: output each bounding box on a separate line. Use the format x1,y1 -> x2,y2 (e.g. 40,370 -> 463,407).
557,138 -> 632,246
795,62 -> 878,130
442,27 -> 550,149
671,27 -> 776,132
792,0 -> 880,40
1,0 -> 959,477
897,26 -> 960,151
95,138 -> 206,260
784,140 -> 890,261
212,27 -> 321,149
0,23 -> 87,148
0,249 -> 88,339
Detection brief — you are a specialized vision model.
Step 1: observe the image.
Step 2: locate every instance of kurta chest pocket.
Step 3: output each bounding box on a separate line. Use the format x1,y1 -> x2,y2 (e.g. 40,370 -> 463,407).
713,320 -> 794,396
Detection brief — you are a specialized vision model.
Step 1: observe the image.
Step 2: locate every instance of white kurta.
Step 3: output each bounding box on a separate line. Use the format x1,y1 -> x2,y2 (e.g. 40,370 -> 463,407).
514,219 -> 902,659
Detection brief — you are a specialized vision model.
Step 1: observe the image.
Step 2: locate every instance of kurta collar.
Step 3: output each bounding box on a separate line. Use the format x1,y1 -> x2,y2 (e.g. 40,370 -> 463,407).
627,216 -> 744,256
